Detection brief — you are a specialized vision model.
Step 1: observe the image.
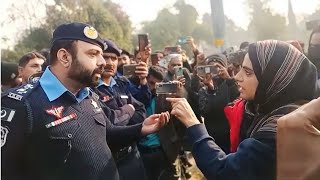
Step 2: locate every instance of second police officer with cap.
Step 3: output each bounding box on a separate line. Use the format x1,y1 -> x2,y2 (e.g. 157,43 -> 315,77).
1,22 -> 170,180
93,39 -> 148,180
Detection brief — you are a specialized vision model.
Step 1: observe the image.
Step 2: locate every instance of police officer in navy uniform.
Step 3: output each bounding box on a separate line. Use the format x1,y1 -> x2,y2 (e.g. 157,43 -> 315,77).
1,22 -> 170,180
93,39 -> 147,180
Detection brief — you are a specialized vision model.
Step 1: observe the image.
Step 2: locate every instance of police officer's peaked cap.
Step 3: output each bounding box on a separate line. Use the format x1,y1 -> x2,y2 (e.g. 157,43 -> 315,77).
103,39 -> 121,56
52,22 -> 106,50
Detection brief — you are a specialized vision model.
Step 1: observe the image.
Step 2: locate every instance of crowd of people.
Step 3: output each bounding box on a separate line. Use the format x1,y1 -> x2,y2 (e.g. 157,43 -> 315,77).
1,22 -> 320,180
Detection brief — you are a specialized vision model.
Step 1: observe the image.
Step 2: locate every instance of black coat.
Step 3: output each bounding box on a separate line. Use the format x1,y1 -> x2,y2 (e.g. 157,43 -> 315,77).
1,83 -> 143,180
198,79 -> 239,152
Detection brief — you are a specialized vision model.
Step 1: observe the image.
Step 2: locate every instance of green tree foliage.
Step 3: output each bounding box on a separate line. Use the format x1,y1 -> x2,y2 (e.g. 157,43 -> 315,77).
192,13 -> 214,44
174,0 -> 198,36
142,8 -> 180,51
1,0 -> 133,61
247,0 -> 287,40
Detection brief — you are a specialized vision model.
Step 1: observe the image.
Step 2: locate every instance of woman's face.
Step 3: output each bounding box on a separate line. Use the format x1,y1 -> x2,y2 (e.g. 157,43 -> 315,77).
234,54 -> 258,100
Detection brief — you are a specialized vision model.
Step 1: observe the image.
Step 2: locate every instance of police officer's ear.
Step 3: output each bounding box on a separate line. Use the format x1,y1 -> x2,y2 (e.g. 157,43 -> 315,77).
57,48 -> 73,68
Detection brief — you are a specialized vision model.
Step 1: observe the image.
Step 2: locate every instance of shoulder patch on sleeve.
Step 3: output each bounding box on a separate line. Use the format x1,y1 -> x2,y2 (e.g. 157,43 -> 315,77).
5,83 -> 38,101
7,92 -> 23,101
1,126 -> 9,147
1,107 -> 16,122
89,89 -> 100,101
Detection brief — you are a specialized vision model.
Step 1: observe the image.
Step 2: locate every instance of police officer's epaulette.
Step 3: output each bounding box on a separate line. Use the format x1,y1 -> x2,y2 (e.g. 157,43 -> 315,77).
89,88 -> 100,101
2,82 -> 40,101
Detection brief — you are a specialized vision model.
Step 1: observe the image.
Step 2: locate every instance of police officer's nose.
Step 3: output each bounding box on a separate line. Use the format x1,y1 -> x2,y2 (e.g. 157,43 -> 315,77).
97,54 -> 106,67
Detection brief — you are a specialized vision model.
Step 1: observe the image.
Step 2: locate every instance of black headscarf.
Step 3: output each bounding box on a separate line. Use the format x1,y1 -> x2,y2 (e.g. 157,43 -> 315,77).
248,40 -> 317,114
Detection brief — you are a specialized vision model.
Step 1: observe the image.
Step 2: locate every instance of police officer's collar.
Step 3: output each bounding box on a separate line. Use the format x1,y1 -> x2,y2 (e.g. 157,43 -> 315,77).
39,67 -> 90,103
97,77 -> 118,88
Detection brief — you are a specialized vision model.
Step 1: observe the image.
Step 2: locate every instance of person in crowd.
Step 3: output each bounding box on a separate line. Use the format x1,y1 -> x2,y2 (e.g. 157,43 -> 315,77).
40,48 -> 50,70
18,51 -> 45,85
138,65 -> 182,180
93,39 -> 147,180
154,50 -> 165,60
167,40 -> 317,180
1,22 -> 170,180
239,41 -> 249,50
180,50 -> 193,72
164,54 -> 191,86
198,54 -> 239,153
117,49 -> 132,76
308,26 -> 320,86
119,46 -> 152,107
1,62 -> 22,92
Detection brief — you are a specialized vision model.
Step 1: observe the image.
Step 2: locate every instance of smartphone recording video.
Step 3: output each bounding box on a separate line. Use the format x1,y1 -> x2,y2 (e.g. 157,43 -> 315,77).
174,66 -> 184,78
197,65 -> 219,77
138,34 -> 149,52
177,36 -> 189,44
155,82 -> 179,94
164,46 -> 178,54
122,64 -> 138,77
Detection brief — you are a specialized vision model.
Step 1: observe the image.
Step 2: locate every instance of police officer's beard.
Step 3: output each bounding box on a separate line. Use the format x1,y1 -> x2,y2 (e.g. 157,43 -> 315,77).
68,58 -> 102,87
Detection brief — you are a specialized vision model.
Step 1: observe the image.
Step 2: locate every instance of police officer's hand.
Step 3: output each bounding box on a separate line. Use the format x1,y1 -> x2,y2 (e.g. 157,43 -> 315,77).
166,98 -> 199,128
135,61 -> 148,85
141,112 -> 170,135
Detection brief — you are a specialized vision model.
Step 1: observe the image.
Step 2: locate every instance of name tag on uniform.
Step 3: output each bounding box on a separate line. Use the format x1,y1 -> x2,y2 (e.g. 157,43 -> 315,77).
120,95 -> 128,99
93,108 -> 103,114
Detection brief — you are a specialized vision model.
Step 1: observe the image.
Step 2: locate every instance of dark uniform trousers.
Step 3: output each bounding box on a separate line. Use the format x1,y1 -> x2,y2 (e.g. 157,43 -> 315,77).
1,83 -> 143,180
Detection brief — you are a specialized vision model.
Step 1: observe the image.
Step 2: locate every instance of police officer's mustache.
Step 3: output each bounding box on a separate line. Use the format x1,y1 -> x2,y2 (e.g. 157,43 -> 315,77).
103,64 -> 114,72
93,66 -> 105,75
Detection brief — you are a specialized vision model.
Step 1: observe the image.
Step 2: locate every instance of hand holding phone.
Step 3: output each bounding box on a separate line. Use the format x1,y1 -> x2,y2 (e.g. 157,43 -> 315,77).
138,34 -> 149,52
197,65 -> 219,77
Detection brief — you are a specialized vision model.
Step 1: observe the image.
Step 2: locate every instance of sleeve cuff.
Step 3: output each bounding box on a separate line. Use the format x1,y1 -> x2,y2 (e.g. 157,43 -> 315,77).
186,124 -> 212,145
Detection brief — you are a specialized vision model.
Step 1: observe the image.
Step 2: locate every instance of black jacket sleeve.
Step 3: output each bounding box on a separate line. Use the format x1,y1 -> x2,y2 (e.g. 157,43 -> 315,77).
127,95 -> 146,125
102,105 -> 143,149
1,97 -> 30,179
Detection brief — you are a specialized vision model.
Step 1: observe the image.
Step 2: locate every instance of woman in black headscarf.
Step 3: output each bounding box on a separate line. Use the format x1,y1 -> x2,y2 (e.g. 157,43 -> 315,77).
167,40 -> 318,180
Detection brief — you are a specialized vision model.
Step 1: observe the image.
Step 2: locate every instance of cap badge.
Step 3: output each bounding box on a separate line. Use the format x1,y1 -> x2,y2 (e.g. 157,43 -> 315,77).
83,26 -> 98,39
103,41 -> 108,50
